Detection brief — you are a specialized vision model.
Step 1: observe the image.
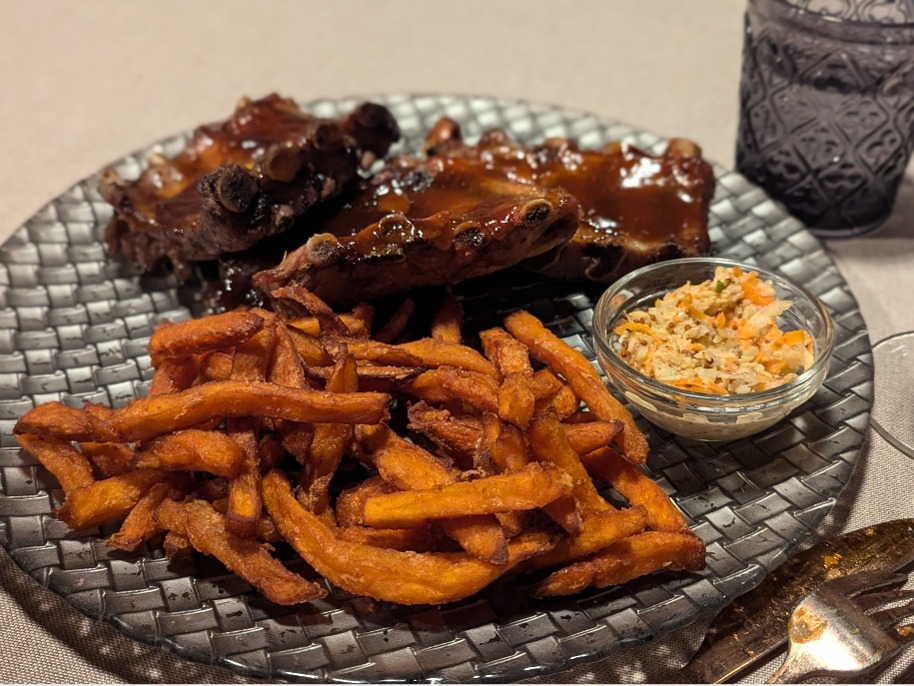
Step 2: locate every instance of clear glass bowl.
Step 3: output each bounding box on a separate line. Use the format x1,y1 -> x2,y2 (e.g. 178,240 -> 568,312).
592,258 -> 836,441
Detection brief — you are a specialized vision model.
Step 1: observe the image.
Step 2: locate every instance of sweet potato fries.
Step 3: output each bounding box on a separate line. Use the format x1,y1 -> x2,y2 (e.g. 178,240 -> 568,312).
13,290 -> 704,605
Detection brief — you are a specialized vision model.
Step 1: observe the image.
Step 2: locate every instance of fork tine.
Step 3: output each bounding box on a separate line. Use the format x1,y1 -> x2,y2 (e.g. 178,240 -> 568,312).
826,571 -> 907,597
868,600 -> 914,629
891,624 -> 914,643
769,571 -> 913,683
855,589 -> 914,613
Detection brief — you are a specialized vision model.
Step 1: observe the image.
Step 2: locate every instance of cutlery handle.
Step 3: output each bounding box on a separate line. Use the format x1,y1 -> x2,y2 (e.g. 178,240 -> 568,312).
682,632 -> 788,684
768,646 -> 813,684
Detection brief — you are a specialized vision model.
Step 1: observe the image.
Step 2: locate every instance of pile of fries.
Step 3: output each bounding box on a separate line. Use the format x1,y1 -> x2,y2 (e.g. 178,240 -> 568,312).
14,287 -> 705,606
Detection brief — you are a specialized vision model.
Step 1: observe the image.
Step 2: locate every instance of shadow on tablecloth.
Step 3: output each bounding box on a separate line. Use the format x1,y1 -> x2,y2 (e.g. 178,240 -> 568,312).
0,549 -> 265,684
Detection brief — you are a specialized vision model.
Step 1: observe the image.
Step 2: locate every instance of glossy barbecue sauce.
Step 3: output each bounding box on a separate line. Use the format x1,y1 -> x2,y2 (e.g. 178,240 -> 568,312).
105,94 -> 408,271
122,94 -> 325,216
462,133 -> 714,250
308,156 -> 572,256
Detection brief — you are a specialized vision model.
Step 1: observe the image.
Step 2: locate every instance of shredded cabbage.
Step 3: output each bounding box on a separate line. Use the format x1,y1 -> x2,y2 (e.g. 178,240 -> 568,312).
614,266 -> 814,394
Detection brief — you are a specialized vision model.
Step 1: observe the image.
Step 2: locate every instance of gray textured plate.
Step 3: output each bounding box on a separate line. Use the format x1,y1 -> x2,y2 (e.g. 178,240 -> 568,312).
0,94 -> 872,683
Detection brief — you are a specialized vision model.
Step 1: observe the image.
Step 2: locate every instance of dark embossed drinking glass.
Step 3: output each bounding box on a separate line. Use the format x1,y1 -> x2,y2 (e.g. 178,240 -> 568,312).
737,0 -> 914,236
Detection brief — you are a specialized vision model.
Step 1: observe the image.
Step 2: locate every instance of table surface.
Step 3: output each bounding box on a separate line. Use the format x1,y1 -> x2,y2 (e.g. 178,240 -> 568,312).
3,1 -> 914,682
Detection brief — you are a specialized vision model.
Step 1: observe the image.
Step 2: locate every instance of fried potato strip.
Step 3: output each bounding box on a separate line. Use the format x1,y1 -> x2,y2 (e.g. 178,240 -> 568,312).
481,327 -> 537,428
407,403 -> 480,466
271,284 -> 349,336
564,420 -> 624,455
16,434 -> 94,494
359,463 -> 573,528
477,415 -> 530,474
300,352 -> 357,522
525,506 -> 647,571
439,515 -> 508,565
108,479 -> 186,552
15,382 -> 389,442
262,470 -> 553,605
225,427 -> 263,537
358,424 -> 455,490
405,368 -> 499,414
431,291 -> 463,344
163,531 -> 193,559
149,311 -> 264,361
398,339 -> 499,379
156,498 -> 326,605
268,321 -> 311,388
220,322 -> 272,536
336,476 -> 396,527
358,424 -> 509,563
533,531 -> 706,597
288,314 -> 369,338
527,413 -> 611,516
480,327 -> 533,377
582,447 -> 690,533
498,374 -> 535,428
197,351 -> 234,383
504,310 -> 649,463
413,411 -> 620,465
81,441 -> 134,478
149,356 -> 200,396
133,430 -> 246,478
58,469 -> 166,530
344,339 -> 423,367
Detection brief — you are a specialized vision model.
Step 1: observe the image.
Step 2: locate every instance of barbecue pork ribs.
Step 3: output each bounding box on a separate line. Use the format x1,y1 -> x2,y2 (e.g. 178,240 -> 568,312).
100,95 -> 400,278
101,98 -> 715,306
252,154 -> 581,305
423,118 -> 714,283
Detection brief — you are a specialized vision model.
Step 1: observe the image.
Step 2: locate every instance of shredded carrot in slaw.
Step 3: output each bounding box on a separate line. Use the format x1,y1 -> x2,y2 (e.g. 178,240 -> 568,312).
614,266 -> 814,394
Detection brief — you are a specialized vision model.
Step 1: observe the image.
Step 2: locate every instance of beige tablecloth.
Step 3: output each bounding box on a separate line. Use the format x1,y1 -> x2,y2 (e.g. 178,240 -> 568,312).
2,1 -> 913,682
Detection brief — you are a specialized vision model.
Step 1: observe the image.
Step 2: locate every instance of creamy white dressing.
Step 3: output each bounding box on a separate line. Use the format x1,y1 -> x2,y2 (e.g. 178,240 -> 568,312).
614,266 -> 814,394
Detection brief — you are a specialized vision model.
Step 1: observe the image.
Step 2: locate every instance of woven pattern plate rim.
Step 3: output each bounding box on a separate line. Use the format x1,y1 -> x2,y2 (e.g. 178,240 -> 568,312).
0,94 -> 872,683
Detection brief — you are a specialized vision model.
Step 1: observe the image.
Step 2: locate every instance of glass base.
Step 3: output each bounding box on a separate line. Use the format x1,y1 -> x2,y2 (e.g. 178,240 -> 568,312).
871,331 -> 914,459
809,216 -> 891,240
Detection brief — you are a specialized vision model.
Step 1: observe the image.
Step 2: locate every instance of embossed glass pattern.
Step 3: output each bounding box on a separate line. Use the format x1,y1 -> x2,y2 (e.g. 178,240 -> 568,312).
736,0 -> 914,236
0,95 -> 873,682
